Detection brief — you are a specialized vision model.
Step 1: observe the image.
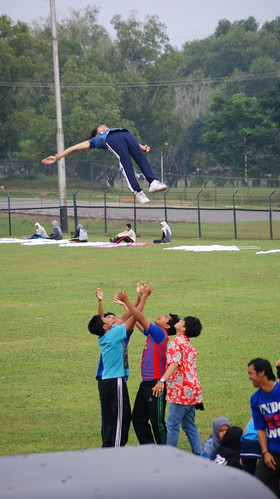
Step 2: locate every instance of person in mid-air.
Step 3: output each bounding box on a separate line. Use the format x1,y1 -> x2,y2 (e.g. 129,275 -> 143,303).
41,125 -> 167,204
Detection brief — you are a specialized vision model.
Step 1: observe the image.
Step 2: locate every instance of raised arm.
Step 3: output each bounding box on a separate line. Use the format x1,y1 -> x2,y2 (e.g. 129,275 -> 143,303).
96,288 -> 104,318
42,140 -> 90,165
115,285 -> 152,332
123,286 -> 151,333
114,282 -> 143,325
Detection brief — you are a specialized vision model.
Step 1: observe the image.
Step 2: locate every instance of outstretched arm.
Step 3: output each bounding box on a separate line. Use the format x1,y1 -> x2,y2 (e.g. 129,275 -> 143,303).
122,285 -> 152,332
115,285 -> 152,332
96,288 -> 104,318
114,282 -> 143,325
42,140 -> 90,165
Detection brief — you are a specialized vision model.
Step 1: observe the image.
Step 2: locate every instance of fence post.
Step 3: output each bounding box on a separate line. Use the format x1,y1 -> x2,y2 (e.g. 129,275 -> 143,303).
71,189 -> 79,229
164,188 -> 170,223
104,189 -> 109,235
269,190 -> 276,240
197,189 -> 203,239
233,190 -> 239,240
7,192 -> 11,236
90,160 -> 94,189
213,175 -> 217,208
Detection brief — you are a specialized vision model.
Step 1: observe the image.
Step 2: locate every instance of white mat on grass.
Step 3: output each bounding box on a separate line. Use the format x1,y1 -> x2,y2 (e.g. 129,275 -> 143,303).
0,238 -> 68,245
256,249 -> 280,255
22,239 -> 68,245
0,238 -> 25,244
58,241 -> 152,248
164,245 -> 240,252
59,241 -> 115,248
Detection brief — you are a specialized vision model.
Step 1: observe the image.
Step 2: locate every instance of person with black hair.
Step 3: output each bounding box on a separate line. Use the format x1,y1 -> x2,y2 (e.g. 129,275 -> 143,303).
276,359 -> 280,381
248,357 -> 280,496
42,124 -> 167,204
110,223 -> 136,244
152,316 -> 203,454
88,284 -> 151,448
95,286 -> 140,444
114,288 -> 179,445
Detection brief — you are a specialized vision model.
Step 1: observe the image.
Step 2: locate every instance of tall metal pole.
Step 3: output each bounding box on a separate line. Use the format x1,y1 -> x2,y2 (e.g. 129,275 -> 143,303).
160,152 -> 163,183
50,0 -> 68,232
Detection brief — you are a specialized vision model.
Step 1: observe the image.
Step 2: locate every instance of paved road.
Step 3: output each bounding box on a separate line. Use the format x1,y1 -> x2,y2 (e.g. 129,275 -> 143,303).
1,197 -> 280,223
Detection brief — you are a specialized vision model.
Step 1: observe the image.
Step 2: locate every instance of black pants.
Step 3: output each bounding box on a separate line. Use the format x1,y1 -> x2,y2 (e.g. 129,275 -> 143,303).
132,380 -> 166,445
255,451 -> 280,496
99,378 -> 131,447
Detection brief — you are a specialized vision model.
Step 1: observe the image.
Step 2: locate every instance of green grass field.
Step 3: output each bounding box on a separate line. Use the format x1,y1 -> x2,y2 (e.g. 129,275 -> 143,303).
0,224 -> 279,456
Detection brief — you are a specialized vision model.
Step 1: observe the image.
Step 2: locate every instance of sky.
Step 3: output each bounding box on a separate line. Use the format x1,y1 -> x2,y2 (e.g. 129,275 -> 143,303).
1,0 -> 279,48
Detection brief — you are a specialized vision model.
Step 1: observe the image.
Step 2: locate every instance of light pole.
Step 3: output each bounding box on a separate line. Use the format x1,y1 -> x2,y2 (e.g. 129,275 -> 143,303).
160,151 -> 163,183
160,143 -> 168,183
50,0 -> 68,232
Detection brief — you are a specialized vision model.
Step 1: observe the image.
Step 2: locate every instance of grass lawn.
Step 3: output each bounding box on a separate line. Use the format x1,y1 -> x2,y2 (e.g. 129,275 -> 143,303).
0,229 -> 279,456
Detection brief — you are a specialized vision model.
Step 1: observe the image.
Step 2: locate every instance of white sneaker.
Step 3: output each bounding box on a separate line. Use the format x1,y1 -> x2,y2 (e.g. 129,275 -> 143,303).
149,179 -> 167,193
135,190 -> 150,204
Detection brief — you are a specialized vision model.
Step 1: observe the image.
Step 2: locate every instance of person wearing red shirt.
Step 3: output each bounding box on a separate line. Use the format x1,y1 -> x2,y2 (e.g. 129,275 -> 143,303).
153,316 -> 203,455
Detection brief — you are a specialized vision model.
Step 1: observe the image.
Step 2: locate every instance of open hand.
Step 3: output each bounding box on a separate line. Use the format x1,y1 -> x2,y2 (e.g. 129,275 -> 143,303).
143,283 -> 152,297
96,288 -> 103,301
42,156 -> 57,165
152,381 -> 164,398
114,290 -> 128,304
264,451 -> 277,470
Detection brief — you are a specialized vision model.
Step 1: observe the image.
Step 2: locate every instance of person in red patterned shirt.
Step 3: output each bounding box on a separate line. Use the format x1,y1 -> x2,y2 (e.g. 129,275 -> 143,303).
153,316 -> 203,454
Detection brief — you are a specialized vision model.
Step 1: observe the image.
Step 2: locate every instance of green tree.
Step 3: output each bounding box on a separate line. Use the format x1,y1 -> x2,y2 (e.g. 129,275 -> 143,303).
203,92 -> 278,179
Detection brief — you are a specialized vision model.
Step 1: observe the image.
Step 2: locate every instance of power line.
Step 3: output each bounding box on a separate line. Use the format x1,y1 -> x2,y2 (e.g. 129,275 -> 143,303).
0,72 -> 279,90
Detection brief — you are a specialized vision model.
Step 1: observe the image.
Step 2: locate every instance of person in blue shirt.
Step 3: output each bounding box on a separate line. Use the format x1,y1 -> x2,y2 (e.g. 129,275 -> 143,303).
248,357 -> 280,496
42,125 -> 167,204
202,417 -> 230,459
240,416 -> 262,475
95,286 -> 141,443
88,284 -> 151,447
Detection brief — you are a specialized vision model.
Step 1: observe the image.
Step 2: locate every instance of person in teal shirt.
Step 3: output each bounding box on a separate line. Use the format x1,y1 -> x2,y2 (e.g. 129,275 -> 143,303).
88,284 -> 151,447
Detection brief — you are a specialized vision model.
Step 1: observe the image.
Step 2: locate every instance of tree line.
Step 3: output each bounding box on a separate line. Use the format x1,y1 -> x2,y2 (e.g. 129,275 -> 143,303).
1,9 -> 280,186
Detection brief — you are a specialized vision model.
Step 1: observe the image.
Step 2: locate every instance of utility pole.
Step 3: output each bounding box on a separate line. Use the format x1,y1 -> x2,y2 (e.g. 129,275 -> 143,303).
50,0 -> 68,232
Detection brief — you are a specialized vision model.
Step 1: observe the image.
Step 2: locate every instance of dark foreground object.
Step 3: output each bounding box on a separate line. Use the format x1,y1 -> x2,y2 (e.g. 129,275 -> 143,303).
0,444 -> 275,499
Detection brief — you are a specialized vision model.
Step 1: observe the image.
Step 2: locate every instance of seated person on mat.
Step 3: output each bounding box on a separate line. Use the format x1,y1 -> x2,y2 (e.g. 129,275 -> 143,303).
71,223 -> 88,243
110,223 -> 136,244
29,222 -> 48,239
153,221 -> 171,244
48,220 -> 63,240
